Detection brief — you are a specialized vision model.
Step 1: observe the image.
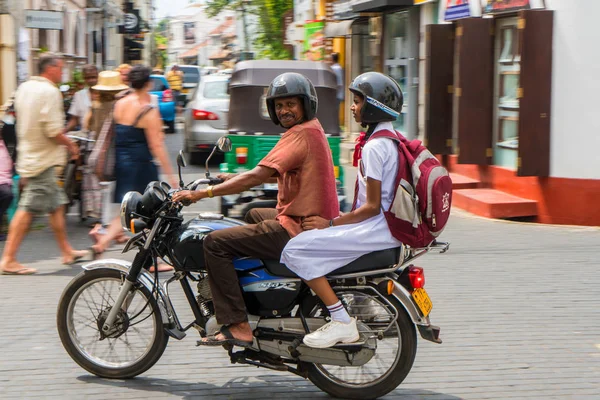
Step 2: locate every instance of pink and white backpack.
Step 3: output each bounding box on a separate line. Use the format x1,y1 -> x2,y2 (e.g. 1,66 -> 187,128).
357,130 -> 452,248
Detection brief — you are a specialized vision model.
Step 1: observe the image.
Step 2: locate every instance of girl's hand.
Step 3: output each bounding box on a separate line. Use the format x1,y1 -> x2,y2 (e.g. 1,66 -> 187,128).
301,216 -> 330,231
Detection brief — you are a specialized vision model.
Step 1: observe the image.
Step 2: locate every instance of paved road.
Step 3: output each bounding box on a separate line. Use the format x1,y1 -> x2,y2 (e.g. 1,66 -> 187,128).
1,126 -> 599,399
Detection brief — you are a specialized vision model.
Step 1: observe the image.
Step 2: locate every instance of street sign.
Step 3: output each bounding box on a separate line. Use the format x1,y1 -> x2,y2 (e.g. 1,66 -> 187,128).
24,10 -> 63,30
332,0 -> 360,20
119,9 -> 140,34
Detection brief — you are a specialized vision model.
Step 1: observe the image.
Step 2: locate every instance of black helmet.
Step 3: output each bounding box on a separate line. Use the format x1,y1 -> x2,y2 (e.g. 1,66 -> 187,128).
266,72 -> 318,126
349,72 -> 403,124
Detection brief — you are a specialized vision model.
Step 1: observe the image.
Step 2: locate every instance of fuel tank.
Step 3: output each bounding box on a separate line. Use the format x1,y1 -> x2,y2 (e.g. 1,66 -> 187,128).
168,213 -> 245,271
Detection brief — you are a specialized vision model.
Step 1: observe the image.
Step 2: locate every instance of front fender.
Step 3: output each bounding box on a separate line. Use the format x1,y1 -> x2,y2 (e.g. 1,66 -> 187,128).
82,259 -> 172,326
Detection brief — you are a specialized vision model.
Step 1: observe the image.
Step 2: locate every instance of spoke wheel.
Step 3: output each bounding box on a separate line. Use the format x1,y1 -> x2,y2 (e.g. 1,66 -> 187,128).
57,268 -> 168,378
305,288 -> 417,399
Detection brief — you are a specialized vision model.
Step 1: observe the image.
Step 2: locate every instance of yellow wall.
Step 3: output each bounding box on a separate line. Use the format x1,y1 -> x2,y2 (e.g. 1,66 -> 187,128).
0,15 -> 17,106
333,37 -> 346,127
317,0 -> 327,19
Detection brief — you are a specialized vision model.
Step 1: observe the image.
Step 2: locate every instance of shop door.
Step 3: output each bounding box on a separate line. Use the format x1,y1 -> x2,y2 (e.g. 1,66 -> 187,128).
425,24 -> 454,155
517,10 -> 553,177
456,18 -> 494,165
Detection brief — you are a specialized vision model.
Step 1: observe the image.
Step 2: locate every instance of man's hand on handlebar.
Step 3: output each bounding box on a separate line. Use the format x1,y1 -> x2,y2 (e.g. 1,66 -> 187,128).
172,189 -> 207,206
216,172 -> 237,182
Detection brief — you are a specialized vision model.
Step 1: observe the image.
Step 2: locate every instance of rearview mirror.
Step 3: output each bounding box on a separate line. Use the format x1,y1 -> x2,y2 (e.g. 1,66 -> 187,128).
177,150 -> 186,188
177,150 -> 187,168
216,136 -> 232,153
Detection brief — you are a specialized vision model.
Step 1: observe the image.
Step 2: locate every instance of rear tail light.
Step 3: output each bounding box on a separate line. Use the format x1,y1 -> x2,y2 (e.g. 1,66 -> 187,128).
192,109 -> 219,120
408,266 -> 425,289
236,147 -> 248,164
162,89 -> 174,103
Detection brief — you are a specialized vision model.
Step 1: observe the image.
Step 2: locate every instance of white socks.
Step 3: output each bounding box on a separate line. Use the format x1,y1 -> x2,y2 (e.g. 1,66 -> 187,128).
327,301 -> 351,324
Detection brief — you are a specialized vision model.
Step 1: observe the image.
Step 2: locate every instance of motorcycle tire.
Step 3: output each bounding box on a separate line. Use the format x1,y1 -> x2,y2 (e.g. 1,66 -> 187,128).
304,290 -> 417,400
57,268 -> 169,379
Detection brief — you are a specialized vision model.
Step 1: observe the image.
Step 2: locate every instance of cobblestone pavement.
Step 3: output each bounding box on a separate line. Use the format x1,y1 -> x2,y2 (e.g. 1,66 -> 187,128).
0,141 -> 599,399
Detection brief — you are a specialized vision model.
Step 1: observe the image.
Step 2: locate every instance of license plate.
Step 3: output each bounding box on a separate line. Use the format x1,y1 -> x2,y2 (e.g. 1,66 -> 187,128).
412,288 -> 432,317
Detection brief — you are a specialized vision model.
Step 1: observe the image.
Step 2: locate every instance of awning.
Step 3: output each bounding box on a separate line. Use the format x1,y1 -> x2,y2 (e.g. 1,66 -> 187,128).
352,0 -> 413,13
209,49 -> 232,60
180,41 -> 207,59
324,20 -> 354,38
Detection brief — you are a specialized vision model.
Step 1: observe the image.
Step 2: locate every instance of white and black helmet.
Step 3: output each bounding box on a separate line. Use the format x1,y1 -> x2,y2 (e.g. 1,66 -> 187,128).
349,72 -> 403,124
266,72 -> 318,126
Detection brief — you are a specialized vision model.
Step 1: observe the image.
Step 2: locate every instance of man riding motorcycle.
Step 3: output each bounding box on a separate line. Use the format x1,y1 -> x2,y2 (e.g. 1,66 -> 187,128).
172,73 -> 339,346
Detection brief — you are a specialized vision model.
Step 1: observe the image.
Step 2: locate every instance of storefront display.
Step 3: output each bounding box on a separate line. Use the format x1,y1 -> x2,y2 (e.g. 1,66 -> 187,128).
493,17 -> 521,168
383,12 -> 408,133
303,21 -> 325,61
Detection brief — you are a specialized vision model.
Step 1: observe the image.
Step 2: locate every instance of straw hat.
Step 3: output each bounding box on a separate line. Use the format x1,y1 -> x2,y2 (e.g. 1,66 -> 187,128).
92,71 -> 129,91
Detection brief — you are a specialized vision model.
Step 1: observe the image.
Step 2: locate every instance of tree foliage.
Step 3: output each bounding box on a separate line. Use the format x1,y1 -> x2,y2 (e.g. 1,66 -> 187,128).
254,0 -> 292,59
204,0 -> 292,60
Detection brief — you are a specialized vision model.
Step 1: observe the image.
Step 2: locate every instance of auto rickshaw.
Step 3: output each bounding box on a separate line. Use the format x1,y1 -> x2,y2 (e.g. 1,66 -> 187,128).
220,60 -> 345,217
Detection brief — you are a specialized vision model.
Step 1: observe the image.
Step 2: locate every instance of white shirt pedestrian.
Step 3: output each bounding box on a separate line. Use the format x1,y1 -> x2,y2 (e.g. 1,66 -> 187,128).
68,87 -> 92,121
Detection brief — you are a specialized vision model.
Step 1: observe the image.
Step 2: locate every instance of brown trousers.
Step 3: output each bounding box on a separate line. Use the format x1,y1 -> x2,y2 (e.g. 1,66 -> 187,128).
204,208 -> 291,325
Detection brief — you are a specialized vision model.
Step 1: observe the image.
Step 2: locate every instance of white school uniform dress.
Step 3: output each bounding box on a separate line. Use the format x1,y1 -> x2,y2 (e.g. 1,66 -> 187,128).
280,121 -> 402,281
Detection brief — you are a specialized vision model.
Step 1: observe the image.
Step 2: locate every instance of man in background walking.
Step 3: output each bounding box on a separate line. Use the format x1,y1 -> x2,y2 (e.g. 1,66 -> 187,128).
64,64 -> 98,132
330,53 -> 344,130
166,64 -> 184,113
0,53 -> 89,275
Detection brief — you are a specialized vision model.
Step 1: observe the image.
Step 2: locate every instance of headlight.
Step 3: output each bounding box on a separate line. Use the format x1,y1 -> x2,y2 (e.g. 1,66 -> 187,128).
120,191 -> 142,231
139,181 -> 167,216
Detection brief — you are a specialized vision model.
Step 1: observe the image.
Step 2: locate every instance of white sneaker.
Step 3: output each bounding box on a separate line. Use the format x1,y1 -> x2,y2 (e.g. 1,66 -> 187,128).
303,318 -> 360,349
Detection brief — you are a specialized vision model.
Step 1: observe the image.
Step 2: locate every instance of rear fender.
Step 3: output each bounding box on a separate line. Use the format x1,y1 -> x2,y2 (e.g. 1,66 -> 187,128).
372,277 -> 430,326
82,259 -> 173,326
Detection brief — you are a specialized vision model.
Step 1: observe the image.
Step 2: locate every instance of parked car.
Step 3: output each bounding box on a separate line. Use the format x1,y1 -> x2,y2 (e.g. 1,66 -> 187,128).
183,74 -> 230,164
149,75 -> 176,133
166,65 -> 202,104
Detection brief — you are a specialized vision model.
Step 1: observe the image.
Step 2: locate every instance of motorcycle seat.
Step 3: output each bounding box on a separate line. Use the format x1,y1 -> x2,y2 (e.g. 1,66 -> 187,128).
263,247 -> 402,279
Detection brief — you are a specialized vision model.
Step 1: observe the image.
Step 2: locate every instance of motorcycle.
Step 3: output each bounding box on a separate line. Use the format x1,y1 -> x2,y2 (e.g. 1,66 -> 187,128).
56,137 -> 447,400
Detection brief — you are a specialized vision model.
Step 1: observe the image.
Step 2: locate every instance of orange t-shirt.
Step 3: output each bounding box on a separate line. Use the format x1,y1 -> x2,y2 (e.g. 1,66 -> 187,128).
258,118 -> 339,237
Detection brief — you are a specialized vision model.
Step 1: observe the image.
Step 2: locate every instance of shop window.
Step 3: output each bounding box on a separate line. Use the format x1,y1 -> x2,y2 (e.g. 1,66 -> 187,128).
383,12 -> 408,133
493,18 -> 521,168
351,19 -> 376,74
492,10 -> 553,177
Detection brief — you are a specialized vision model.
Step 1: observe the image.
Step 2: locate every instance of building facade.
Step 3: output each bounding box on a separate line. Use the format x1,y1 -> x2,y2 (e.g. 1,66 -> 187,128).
168,3 -> 234,66
324,0 -> 599,226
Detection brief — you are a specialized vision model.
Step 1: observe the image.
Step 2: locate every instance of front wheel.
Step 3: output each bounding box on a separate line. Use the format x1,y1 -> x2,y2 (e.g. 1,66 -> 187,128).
304,289 -> 417,399
57,268 -> 169,378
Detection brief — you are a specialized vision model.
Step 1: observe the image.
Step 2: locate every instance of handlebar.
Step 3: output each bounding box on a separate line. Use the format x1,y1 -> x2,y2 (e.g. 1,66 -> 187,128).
66,134 -> 96,143
189,177 -> 224,191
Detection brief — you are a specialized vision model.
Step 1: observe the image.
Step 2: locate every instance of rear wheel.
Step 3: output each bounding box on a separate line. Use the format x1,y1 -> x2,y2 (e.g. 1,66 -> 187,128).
57,268 -> 169,379
304,288 -> 417,399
